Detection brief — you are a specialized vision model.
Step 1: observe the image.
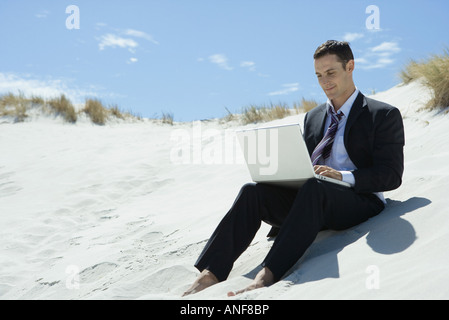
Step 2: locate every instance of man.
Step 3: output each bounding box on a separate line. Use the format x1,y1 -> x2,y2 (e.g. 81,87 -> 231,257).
183,40 -> 405,296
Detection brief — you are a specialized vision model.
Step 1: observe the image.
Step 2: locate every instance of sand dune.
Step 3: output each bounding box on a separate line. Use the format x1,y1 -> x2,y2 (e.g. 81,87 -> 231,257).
1,80 -> 448,300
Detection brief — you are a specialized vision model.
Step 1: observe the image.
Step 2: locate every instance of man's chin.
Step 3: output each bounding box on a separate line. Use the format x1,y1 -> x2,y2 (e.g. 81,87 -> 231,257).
324,93 -> 335,101
325,87 -> 337,96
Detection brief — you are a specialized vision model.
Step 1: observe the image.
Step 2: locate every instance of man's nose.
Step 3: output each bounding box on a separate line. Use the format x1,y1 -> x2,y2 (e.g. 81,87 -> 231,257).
321,76 -> 329,85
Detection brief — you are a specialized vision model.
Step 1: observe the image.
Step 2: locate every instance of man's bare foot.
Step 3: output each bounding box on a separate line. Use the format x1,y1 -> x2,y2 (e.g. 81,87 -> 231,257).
227,267 -> 274,297
182,270 -> 219,296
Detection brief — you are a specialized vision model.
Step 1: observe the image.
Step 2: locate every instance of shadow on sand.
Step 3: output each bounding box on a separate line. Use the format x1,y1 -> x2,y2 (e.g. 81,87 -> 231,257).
244,196 -> 431,284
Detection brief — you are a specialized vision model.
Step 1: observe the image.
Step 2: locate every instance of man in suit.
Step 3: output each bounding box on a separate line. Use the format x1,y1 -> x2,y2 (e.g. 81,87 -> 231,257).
183,40 -> 405,296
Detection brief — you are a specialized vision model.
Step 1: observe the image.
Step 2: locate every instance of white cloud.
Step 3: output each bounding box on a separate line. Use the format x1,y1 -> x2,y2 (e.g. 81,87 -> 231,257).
35,10 -> 50,19
357,61 -> 392,70
378,58 -> 394,65
356,41 -> 401,70
96,28 -> 157,64
240,61 -> 256,71
355,58 -> 368,64
0,73 -> 63,98
0,73 -> 117,105
98,34 -> 139,51
371,41 -> 401,54
268,83 -> 299,96
343,32 -> 364,42
124,29 -> 159,45
208,54 -> 233,71
95,22 -> 107,30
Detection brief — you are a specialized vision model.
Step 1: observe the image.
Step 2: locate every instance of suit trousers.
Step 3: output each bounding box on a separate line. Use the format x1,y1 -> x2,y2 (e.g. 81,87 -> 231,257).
194,178 -> 385,282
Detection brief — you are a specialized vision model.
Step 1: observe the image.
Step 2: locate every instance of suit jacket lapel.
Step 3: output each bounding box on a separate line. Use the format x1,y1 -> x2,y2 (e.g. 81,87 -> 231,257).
344,92 -> 365,144
314,104 -> 328,145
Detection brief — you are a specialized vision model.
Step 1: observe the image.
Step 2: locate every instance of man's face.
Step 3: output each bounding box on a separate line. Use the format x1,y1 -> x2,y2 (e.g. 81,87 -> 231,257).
314,54 -> 354,104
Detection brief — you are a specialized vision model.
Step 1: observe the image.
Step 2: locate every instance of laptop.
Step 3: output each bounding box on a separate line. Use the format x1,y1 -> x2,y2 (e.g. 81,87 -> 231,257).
236,123 -> 351,188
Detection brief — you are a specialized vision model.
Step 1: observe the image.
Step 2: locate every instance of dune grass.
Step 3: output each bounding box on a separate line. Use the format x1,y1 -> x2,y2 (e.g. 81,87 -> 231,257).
109,104 -> 125,120
161,111 -> 174,125
295,97 -> 319,113
239,98 -> 320,124
0,92 -> 142,124
2,91 -> 320,125
83,98 -> 107,125
0,92 -> 28,122
1,91 -> 321,125
241,103 -> 289,124
48,94 -> 78,123
399,48 -> 449,111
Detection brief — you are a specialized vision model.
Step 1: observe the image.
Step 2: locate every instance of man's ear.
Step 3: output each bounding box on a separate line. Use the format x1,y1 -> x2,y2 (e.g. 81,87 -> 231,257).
346,59 -> 355,72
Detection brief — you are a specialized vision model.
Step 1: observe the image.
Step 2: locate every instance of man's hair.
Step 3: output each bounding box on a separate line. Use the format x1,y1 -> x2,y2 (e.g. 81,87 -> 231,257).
313,40 -> 354,69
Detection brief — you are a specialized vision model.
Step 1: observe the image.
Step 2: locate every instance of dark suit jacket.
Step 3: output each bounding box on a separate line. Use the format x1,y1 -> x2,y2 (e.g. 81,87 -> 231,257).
303,92 -> 405,194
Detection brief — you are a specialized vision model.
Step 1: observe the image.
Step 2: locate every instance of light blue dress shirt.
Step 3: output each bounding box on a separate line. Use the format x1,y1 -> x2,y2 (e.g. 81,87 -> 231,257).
320,88 -> 385,204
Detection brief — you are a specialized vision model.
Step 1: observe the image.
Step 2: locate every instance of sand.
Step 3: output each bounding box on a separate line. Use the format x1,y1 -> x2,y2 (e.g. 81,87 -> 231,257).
1,80 -> 448,300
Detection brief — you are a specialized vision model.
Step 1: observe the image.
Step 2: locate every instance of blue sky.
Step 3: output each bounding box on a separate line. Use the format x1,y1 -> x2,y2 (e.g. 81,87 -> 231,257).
0,0 -> 448,121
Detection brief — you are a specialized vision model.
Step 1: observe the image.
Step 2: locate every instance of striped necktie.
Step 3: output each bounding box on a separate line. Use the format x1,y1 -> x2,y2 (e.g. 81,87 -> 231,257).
311,110 -> 344,166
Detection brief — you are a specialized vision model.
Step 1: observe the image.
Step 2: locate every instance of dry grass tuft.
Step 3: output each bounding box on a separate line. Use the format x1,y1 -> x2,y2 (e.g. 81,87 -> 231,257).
109,104 -> 125,120
239,98 -> 319,124
0,92 -> 29,122
241,102 -> 291,124
161,111 -> 174,125
0,92 -> 143,124
83,98 -> 107,125
399,48 -> 449,110
298,97 -> 319,113
48,94 -> 77,123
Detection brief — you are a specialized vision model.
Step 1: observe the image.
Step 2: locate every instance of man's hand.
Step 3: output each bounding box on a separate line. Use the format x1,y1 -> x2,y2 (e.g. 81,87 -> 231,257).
314,165 -> 343,181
